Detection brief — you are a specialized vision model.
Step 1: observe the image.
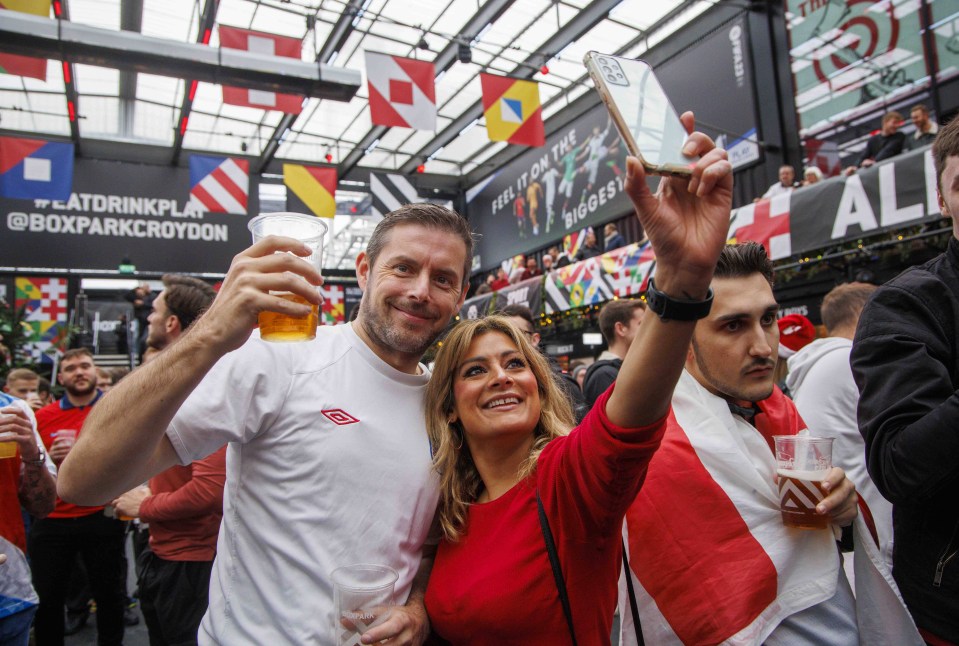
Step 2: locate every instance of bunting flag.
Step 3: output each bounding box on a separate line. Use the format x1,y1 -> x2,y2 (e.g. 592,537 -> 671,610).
728,191 -> 792,260
0,1 -> 50,81
15,277 -> 69,364
0,136 -> 74,200
480,73 -> 545,147
370,172 -> 419,219
284,164 -> 336,218
320,284 -> 345,325
218,25 -> 303,114
365,51 -> 436,131
188,154 -> 249,214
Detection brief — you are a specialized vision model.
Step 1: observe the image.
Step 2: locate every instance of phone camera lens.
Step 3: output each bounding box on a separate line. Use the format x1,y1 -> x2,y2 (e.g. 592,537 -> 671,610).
601,65 -> 611,73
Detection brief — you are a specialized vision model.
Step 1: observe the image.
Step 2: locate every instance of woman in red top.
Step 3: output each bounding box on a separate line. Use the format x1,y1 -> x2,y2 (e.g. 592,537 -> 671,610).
423,114 -> 734,645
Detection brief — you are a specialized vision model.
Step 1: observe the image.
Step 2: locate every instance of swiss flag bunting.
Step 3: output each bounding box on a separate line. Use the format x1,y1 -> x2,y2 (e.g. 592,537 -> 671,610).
218,25 -> 303,114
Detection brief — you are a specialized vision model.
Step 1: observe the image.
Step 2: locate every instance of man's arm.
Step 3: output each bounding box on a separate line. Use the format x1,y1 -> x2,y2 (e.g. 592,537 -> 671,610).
851,281 -> 959,504
58,237 -> 323,505
3,404 -> 57,517
119,446 -> 227,521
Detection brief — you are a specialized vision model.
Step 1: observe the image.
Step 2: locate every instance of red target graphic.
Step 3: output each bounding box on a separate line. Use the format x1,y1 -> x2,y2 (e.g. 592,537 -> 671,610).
811,0 -> 900,87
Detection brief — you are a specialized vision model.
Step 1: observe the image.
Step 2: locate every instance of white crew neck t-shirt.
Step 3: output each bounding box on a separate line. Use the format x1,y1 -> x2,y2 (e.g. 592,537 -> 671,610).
166,323 -> 439,645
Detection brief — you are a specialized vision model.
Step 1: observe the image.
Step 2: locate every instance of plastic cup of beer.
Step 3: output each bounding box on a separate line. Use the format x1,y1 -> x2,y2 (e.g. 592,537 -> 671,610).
247,212 -> 328,342
55,429 -> 77,447
331,564 -> 397,646
0,440 -> 16,459
774,435 -> 833,530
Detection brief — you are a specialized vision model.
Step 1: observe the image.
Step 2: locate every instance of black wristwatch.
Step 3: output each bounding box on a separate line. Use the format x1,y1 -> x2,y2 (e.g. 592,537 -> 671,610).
22,449 -> 46,466
645,277 -> 713,321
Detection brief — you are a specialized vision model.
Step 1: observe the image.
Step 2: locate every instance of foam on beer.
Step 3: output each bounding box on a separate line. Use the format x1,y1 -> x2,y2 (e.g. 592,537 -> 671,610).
776,468 -> 829,480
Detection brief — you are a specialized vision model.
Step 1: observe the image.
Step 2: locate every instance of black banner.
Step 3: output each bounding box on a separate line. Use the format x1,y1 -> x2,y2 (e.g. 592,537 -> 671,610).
0,158 -> 258,274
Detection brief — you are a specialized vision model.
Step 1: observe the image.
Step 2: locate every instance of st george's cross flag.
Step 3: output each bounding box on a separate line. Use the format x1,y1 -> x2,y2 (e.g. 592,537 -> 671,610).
0,1 -> 50,81
728,192 -> 792,260
284,164 -> 336,218
365,51 -> 436,131
0,136 -> 73,200
480,73 -> 545,147
189,154 -> 249,214
218,25 -> 303,114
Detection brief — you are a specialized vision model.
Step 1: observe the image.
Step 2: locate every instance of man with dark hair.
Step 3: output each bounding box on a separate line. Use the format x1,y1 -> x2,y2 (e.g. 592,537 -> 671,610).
851,113 -> 959,645
583,298 -> 646,410
907,103 -> 938,149
498,304 -> 586,421
146,275 -> 216,351
786,283 -> 891,575
857,111 -> 906,168
60,203 -> 474,644
621,243 -> 914,645
113,273 -> 224,646
30,348 -> 127,646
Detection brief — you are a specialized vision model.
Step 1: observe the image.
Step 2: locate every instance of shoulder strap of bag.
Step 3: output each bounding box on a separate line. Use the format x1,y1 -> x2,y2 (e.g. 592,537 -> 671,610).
622,540 -> 645,646
536,490 -> 578,646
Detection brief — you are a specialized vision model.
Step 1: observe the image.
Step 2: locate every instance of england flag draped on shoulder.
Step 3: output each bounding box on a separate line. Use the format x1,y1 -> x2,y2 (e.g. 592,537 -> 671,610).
619,371 -> 922,646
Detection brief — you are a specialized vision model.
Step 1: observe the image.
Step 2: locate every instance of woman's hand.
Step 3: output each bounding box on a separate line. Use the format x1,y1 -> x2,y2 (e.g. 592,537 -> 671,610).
624,112 -> 732,298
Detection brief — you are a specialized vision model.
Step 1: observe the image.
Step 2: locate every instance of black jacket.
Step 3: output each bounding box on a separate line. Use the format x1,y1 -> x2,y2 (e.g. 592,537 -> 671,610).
582,358 -> 623,411
851,236 -> 959,642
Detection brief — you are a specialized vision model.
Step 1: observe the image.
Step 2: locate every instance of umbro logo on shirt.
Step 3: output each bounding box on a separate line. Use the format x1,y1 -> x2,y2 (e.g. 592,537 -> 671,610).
322,409 -> 360,425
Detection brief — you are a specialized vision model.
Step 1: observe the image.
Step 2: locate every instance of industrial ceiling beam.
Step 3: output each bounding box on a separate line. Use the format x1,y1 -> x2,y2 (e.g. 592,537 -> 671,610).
338,0 -> 516,181
252,0 -> 367,175
0,11 -> 362,101
398,0 -> 621,175
171,0 -> 220,164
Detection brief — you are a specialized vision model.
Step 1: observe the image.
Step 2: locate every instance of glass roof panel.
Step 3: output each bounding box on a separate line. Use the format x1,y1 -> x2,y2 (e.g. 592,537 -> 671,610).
69,0 -> 119,30
136,73 -> 180,105
73,65 -> 119,96
142,0 -> 199,42
133,101 -> 176,143
78,96 -> 120,136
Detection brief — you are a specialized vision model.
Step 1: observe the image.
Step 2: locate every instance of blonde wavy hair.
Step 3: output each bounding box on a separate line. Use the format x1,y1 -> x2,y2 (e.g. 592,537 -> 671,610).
426,315 -> 575,542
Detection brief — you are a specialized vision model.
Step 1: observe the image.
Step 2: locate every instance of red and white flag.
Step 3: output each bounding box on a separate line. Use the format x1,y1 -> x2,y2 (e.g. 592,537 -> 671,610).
219,25 -> 303,114
189,154 -> 249,214
728,192 -> 791,260
619,372 -> 922,646
364,51 -> 436,131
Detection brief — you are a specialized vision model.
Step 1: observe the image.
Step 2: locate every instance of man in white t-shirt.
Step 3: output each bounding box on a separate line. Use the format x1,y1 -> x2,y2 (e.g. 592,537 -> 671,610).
59,203 -> 474,645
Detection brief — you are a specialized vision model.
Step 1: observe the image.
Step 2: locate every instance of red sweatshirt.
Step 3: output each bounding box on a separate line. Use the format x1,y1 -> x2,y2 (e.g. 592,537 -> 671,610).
140,446 -> 226,561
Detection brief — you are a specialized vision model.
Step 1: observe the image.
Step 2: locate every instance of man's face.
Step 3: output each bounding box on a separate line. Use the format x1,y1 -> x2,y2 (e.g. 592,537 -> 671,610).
687,274 -> 779,404
883,116 -> 900,135
146,291 -> 174,350
619,308 -> 645,348
586,231 -> 596,245
779,167 -> 794,186
911,108 -> 929,131
542,256 -> 553,270
506,315 -> 541,347
938,155 -> 959,240
356,223 -> 468,360
4,378 -> 38,400
526,258 -> 536,271
58,354 -> 97,398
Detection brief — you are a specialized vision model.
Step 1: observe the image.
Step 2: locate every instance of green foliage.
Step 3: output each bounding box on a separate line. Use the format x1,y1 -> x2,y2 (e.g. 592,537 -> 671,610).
0,298 -> 41,380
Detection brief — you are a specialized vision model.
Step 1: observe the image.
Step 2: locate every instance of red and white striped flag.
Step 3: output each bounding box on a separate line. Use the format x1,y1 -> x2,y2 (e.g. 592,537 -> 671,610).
365,51 -> 436,131
219,25 -> 303,114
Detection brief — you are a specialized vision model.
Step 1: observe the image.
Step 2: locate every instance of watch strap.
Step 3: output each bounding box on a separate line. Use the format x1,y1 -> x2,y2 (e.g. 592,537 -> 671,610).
645,277 -> 713,321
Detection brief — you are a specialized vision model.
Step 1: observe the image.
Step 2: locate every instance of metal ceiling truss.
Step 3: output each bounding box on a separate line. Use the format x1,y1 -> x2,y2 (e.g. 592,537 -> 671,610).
171,0 -> 221,164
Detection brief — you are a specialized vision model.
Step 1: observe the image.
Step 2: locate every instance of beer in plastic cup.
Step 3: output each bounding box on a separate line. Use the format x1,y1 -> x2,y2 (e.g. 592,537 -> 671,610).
0,441 -> 16,459
331,564 -> 397,646
55,429 -> 77,447
247,212 -> 328,342
774,435 -> 833,530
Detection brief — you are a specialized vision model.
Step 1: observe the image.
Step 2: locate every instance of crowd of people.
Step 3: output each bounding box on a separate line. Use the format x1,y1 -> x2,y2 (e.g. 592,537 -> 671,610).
0,109 -> 956,646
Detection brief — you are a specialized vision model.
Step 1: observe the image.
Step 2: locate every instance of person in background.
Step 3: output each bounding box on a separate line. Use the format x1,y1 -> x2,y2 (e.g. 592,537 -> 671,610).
112,273 -> 224,646
848,111 -> 905,173
490,267 -> 510,291
523,256 -> 542,280
96,368 -> 113,393
30,348 -> 127,646
551,245 -> 572,268
570,362 -> 588,391
907,104 -> 938,150
772,313 -> 816,395
604,222 -> 626,251
850,114 -> 959,645
541,253 -> 554,274
786,283 -> 891,580
424,117 -> 733,643
575,228 -> 602,261
802,166 -> 823,186
3,368 -> 42,412
37,377 -> 53,407
761,165 -> 798,199
0,391 -> 56,646
582,299 -> 646,411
